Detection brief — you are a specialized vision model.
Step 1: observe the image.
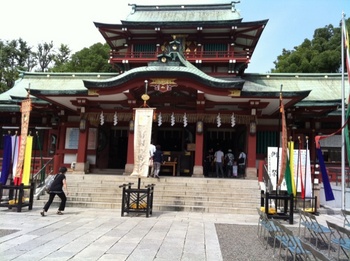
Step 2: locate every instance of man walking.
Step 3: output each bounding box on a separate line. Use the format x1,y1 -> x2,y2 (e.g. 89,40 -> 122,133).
214,148 -> 224,178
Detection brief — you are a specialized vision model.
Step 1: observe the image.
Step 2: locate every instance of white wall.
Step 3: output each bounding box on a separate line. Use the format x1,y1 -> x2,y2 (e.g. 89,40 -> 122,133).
320,185 -> 350,209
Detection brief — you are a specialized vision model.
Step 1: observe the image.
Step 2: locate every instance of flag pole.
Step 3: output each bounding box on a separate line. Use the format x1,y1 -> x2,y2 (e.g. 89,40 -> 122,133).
341,12 -> 346,210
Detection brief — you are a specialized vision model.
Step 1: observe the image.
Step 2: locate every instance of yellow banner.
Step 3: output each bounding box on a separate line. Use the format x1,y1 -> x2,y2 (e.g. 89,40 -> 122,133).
22,136 -> 33,185
289,141 -> 297,196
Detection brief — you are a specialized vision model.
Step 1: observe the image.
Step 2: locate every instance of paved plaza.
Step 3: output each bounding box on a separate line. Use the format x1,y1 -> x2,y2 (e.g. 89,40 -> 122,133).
0,203 -> 346,261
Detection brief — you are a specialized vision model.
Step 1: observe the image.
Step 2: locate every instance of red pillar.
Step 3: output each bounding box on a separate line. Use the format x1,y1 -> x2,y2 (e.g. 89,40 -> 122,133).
53,154 -> 62,174
55,124 -> 66,170
125,132 -> 134,175
246,133 -> 257,179
192,130 -> 204,177
258,160 -> 265,182
76,130 -> 88,163
74,128 -> 89,173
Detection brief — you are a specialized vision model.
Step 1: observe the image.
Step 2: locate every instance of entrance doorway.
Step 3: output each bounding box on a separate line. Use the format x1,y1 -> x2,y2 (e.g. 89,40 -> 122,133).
153,126 -> 195,176
204,127 -> 246,176
95,126 -> 128,170
108,129 -> 128,169
205,128 -> 245,156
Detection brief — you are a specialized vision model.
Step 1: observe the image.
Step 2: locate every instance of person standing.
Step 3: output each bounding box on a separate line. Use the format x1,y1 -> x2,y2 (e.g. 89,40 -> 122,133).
204,148 -> 214,177
149,141 -> 156,177
41,166 -> 69,216
225,149 -> 235,178
238,149 -> 247,178
214,148 -> 224,178
232,161 -> 238,178
152,145 -> 164,179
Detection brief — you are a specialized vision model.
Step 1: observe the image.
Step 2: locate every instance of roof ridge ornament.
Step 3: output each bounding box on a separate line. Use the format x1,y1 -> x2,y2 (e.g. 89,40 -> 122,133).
232,1 -> 240,12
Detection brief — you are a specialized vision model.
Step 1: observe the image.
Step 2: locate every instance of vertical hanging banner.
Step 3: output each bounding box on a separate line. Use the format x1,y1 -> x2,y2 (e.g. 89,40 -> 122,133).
268,146 -> 312,197
131,108 -> 155,178
277,92 -> 288,187
11,135 -> 19,180
0,135 -> 12,184
14,97 -> 32,185
289,141 -> 297,196
22,136 -> 33,185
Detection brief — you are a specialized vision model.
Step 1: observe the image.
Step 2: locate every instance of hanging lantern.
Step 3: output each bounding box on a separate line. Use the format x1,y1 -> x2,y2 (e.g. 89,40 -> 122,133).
129,120 -> 134,132
196,121 -> 203,134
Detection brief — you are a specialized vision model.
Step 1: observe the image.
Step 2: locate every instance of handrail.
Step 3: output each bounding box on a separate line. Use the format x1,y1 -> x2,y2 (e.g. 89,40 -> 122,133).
32,157 -> 54,180
263,164 -> 273,193
110,50 -> 249,60
0,157 -> 54,183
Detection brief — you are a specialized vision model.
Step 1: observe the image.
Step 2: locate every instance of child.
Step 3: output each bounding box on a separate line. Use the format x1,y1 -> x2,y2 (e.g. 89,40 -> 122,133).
232,161 -> 238,178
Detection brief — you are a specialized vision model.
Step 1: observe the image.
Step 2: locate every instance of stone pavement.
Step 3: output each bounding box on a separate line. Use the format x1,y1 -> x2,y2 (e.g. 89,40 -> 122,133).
0,204 -> 345,261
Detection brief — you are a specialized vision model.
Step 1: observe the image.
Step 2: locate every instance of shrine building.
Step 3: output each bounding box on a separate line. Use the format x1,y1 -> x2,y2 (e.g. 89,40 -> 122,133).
0,2 -> 347,178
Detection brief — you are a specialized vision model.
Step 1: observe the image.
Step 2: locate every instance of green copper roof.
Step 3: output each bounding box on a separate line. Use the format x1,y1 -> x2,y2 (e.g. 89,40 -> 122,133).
1,72 -> 118,97
84,52 -> 245,89
243,73 -> 349,102
125,2 -> 242,23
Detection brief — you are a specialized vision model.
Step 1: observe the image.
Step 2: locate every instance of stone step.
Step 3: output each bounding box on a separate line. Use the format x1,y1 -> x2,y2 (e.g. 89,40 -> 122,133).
67,186 -> 256,194
65,195 -> 258,205
64,192 -> 258,201
67,175 -> 256,186
53,201 -> 258,215
36,174 -> 261,215
36,199 -> 259,215
67,179 -> 258,190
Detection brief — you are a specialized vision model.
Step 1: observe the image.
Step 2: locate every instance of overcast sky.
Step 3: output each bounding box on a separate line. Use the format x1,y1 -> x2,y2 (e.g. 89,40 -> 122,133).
1,0 -> 349,73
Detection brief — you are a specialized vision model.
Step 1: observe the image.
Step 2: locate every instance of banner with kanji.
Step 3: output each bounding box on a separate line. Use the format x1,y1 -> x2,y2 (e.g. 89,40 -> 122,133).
14,97 -> 32,185
268,146 -> 312,197
131,108 -> 155,178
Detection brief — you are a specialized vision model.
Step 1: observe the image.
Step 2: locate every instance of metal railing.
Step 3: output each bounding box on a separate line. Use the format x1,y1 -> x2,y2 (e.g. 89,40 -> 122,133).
110,50 -> 249,61
32,157 -> 54,182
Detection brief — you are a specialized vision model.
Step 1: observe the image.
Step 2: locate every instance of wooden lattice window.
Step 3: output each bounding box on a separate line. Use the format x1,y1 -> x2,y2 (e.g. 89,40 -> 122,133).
133,44 -> 156,57
203,43 -> 227,57
256,131 -> 278,155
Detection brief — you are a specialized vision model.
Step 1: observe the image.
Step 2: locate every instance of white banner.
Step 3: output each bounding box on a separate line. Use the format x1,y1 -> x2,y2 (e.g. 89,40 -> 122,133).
267,147 -> 312,197
131,108 -> 154,178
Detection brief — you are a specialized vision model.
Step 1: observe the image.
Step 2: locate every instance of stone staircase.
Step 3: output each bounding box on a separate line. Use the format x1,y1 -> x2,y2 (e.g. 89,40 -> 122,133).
36,174 -> 261,215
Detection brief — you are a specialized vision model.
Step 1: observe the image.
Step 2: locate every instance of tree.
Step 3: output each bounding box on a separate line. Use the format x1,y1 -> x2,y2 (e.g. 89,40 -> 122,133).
0,38 -> 33,92
35,41 -> 55,72
0,39 -> 71,92
53,44 -> 71,67
0,40 -> 113,93
272,18 -> 350,73
50,43 -> 112,72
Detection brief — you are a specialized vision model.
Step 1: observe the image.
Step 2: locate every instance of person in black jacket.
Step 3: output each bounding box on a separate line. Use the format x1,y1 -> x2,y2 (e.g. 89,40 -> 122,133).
41,166 -> 69,216
152,145 -> 164,179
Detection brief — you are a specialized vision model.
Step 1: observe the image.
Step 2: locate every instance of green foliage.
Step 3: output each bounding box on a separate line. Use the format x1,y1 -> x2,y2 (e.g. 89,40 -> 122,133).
0,40 -> 113,94
50,43 -> 112,72
53,44 -> 72,67
0,38 -> 33,92
272,18 -> 350,73
35,41 -> 55,72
